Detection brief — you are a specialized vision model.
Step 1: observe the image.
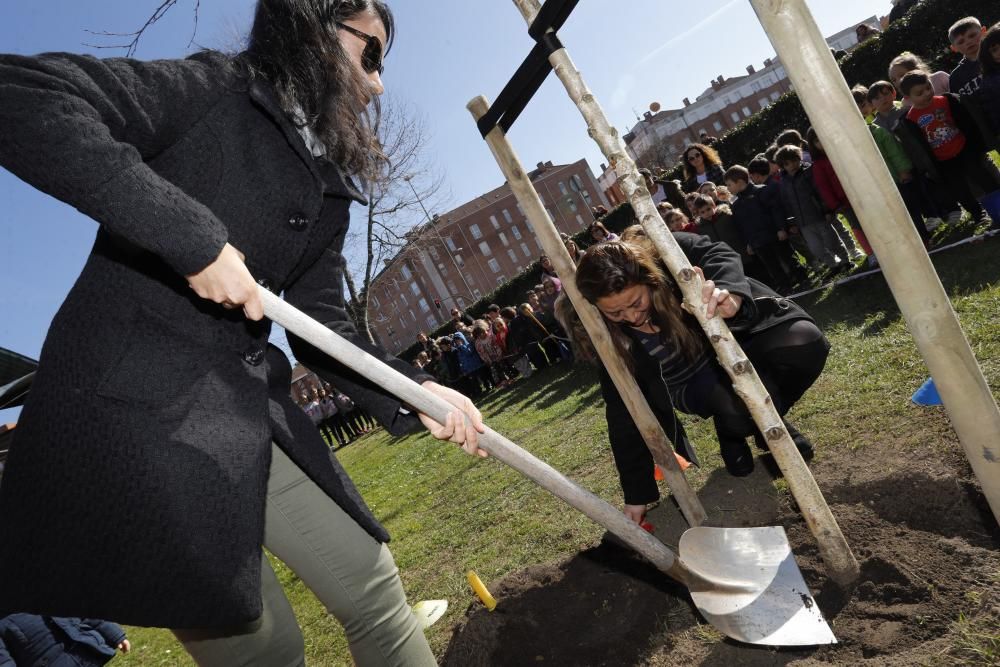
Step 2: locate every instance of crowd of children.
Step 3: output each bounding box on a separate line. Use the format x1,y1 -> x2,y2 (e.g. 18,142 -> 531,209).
645,15 -> 1000,287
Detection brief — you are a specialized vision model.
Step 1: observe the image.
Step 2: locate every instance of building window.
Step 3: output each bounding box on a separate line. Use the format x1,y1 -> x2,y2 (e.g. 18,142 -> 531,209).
535,236 -> 543,250
521,242 -> 531,257
488,258 -> 501,273
473,288 -> 482,299
742,106 -> 752,117
559,181 -> 569,195
713,120 -> 723,131
502,208 -> 513,223
770,91 -> 781,101
455,254 -> 465,268
400,264 -> 412,280
570,174 -> 584,191
470,223 -> 483,239
437,262 -> 448,275
496,275 -> 505,285
758,97 -> 769,109
426,315 -> 437,329
516,203 -> 524,216
428,246 -> 439,260
457,297 -> 466,309
511,225 -> 522,240
445,236 -> 457,252
410,309 -> 416,321
410,282 -> 420,296
507,248 -> 517,262
730,112 -> 740,123
447,280 -> 457,293
499,232 -> 509,246
568,199 -> 578,213
479,241 -> 492,256
576,214 -> 585,226
370,294 -> 380,308
581,190 -> 592,205
489,215 -> 500,230
418,298 -> 430,313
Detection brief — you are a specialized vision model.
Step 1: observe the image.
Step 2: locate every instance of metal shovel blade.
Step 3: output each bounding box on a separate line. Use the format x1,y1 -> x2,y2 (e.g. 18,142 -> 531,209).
680,526 -> 836,646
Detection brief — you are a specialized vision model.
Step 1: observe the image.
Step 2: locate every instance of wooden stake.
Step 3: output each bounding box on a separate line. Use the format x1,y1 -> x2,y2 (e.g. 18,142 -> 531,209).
510,0 -> 859,585
750,0 -> 1000,524
468,95 -> 708,528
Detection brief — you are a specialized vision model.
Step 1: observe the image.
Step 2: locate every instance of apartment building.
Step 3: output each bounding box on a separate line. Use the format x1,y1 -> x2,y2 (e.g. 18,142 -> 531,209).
366,158 -> 609,354
597,17 -> 874,203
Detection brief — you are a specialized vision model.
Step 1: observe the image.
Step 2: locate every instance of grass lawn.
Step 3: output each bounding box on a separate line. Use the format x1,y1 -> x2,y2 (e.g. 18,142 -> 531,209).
118,234 -> 1000,666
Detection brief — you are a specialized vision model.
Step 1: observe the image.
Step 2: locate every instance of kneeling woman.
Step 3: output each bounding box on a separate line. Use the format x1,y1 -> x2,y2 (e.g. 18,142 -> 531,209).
569,227 -> 829,522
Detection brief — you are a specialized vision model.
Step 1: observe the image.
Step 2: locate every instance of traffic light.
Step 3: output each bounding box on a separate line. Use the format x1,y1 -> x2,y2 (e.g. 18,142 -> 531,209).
434,298 -> 441,308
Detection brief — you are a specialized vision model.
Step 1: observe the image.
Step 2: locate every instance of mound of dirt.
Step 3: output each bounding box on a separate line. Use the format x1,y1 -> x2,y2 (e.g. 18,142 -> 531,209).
442,445 -> 1000,666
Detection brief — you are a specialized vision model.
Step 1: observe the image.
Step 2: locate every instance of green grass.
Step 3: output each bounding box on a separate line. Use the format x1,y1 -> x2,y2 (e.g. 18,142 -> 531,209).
118,237 -> 1000,666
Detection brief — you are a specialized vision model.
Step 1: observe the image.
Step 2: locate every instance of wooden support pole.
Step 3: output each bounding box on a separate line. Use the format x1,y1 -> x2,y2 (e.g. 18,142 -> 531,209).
510,0 -> 859,584
468,95 -> 708,528
750,0 -> 1000,525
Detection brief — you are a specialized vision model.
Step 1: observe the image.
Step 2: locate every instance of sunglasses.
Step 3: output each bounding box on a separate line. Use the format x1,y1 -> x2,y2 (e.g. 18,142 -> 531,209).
687,152 -> 703,162
337,22 -> 385,75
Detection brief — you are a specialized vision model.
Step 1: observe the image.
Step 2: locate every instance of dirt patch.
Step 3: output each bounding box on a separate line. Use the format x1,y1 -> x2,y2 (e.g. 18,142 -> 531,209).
443,444 -> 1000,666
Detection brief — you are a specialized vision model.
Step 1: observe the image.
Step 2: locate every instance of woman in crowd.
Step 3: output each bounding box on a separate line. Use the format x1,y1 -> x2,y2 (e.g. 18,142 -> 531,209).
0,1 -> 484,665
568,227 -> 829,523
681,143 -> 727,193
589,220 -> 620,243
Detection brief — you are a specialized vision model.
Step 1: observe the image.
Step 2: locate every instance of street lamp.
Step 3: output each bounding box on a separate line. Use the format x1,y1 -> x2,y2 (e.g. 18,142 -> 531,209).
402,174 -> 476,308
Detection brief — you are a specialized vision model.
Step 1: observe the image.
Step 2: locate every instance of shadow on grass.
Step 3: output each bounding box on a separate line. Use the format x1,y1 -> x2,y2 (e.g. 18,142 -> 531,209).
794,234 -> 1000,334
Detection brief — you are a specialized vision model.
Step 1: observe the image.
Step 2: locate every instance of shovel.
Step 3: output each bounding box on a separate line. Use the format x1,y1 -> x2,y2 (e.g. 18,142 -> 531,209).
260,287 -> 836,646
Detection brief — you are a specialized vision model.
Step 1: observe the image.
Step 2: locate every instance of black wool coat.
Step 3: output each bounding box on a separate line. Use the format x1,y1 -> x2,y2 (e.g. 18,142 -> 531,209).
0,51 -> 432,629
601,233 -> 815,505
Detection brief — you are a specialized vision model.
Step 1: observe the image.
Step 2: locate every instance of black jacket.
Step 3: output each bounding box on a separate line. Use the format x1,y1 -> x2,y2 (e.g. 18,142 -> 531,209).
778,163 -> 826,226
0,615 -> 125,667
0,51 -> 431,628
732,183 -> 787,248
601,233 -> 815,505
682,163 -> 726,194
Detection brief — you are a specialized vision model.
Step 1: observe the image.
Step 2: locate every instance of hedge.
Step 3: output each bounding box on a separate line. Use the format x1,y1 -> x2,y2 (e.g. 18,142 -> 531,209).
395,0 -> 998,361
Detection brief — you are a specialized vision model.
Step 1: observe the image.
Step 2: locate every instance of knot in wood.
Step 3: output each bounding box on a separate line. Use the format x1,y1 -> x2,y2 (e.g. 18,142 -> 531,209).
732,360 -> 751,375
709,334 -> 721,343
678,268 -> 694,282
765,426 -> 784,441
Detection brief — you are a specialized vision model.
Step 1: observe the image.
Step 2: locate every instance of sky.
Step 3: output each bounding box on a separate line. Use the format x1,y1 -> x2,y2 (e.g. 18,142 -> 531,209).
0,0 -> 892,421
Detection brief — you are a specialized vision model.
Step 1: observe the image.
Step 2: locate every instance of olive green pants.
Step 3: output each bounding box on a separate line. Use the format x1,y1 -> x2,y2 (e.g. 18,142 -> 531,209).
173,445 -> 436,666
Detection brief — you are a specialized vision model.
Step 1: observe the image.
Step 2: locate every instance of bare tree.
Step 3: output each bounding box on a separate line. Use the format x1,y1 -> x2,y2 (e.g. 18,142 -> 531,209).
345,96 -> 448,345
85,0 -> 202,56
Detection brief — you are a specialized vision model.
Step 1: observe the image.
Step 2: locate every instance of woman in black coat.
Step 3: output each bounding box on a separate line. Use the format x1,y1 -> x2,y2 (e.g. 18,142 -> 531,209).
0,1 -> 483,664
572,228 -> 829,525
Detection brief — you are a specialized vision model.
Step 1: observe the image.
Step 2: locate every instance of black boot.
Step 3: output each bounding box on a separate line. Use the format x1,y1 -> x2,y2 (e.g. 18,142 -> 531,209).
783,420 -> 814,461
719,436 -> 755,477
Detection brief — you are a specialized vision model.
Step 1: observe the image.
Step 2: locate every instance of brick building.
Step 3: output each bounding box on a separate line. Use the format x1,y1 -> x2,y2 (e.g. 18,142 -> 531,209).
366,158 -> 609,354
597,18 -> 873,203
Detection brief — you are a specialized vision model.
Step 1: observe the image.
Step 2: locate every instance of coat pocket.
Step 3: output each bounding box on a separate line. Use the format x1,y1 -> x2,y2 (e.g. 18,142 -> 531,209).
96,306 -> 224,406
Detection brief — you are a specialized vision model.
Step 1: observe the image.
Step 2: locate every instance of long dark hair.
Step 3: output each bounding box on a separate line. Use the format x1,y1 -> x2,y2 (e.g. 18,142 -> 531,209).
681,143 -> 722,181
242,0 -> 394,174
575,238 -> 704,372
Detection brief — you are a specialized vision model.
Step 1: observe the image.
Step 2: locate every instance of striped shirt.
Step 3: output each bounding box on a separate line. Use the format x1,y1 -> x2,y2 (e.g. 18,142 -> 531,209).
629,328 -> 711,392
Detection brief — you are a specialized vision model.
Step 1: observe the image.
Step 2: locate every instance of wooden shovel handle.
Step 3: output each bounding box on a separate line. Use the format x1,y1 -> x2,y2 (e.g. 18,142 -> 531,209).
259,287 -> 689,579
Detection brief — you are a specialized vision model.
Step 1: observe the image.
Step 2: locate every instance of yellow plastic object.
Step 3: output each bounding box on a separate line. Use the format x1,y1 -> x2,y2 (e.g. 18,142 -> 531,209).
466,570 -> 497,611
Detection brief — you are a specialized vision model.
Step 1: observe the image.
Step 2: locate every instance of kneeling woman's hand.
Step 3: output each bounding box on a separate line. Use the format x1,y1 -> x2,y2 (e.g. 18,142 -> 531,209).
693,265 -> 742,319
418,381 -> 488,457
623,504 -> 646,524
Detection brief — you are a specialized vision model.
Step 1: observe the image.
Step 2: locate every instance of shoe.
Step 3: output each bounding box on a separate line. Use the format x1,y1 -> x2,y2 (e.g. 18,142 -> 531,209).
866,255 -> 879,269
849,251 -> 865,263
924,216 -> 943,231
947,210 -> 964,225
783,421 -> 815,462
720,438 -> 755,477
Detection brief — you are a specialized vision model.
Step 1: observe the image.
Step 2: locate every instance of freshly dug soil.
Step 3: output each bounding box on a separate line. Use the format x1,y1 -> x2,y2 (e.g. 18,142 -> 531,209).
442,440 -> 1000,666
